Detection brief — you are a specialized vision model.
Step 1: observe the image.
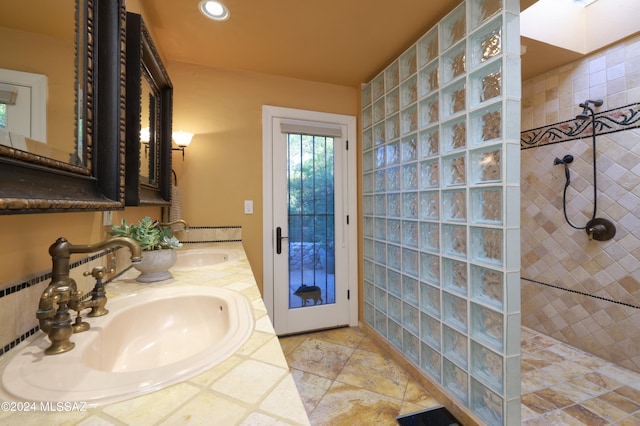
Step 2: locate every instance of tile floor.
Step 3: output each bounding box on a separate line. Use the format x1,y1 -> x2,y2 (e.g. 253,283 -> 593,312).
279,326 -> 441,425
521,327 -> 640,425
280,326 -> 640,425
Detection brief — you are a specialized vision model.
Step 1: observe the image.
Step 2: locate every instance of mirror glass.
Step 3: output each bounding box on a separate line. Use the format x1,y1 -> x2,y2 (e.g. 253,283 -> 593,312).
140,75 -> 155,185
0,0 -> 83,167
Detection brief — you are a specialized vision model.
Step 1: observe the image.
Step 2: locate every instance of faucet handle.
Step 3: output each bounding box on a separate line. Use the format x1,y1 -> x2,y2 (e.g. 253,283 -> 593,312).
83,266 -> 114,279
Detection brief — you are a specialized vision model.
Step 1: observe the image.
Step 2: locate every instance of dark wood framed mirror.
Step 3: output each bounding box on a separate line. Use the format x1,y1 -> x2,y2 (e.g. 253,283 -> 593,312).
0,0 -> 126,214
124,12 -> 172,206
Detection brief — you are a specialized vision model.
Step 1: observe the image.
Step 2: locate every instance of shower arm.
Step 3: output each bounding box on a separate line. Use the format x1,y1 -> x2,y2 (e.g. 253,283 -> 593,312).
557,100 -> 602,230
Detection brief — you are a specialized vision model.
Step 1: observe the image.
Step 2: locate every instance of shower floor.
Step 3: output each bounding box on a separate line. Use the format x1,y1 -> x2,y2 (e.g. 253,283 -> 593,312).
521,326 -> 640,425
280,326 -> 640,425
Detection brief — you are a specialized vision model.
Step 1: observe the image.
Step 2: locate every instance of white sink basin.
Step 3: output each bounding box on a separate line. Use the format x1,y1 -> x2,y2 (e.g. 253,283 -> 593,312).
173,248 -> 232,270
0,285 -> 253,407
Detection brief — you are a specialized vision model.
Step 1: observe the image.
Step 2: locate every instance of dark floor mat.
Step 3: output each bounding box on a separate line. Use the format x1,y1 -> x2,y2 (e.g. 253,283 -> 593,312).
396,406 -> 463,425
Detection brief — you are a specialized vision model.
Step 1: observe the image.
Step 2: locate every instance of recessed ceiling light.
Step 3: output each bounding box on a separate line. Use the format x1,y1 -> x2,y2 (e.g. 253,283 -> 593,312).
199,0 -> 230,21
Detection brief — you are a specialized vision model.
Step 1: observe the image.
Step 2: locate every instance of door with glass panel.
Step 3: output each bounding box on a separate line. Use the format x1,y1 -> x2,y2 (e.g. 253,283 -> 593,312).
271,118 -> 350,335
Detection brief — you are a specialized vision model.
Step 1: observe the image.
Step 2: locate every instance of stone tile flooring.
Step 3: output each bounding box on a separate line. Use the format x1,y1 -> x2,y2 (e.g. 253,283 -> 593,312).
280,326 -> 640,425
279,327 -> 440,425
521,327 -> 640,425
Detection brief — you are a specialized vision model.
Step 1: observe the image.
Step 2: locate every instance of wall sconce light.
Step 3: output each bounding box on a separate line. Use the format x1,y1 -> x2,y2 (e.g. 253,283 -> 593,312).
172,130 -> 193,160
140,127 -> 151,142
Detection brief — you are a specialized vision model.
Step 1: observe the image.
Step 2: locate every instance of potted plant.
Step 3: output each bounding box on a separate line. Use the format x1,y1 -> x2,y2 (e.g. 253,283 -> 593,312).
109,216 -> 182,282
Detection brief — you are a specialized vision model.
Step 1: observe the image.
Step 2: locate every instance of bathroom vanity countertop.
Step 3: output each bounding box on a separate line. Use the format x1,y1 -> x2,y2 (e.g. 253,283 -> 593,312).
0,242 -> 311,426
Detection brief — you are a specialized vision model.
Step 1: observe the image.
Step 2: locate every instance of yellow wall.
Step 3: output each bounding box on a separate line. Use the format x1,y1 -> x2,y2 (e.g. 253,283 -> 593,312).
169,62 -> 358,292
0,207 -> 159,285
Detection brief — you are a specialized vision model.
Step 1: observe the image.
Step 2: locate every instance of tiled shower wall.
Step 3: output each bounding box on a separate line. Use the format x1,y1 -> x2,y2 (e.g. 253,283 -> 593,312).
520,33 -> 640,372
361,1 -> 521,424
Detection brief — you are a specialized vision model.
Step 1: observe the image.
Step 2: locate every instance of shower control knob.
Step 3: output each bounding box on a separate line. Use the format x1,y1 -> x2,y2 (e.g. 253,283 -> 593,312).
585,218 -> 616,241
553,155 -> 573,165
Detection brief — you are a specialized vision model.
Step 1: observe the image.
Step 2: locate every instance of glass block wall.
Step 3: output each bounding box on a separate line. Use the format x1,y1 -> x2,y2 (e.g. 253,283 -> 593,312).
361,1 -> 521,424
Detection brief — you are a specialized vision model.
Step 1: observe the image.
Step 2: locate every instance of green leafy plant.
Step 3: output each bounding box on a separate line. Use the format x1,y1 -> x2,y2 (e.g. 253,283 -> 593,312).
109,216 -> 182,251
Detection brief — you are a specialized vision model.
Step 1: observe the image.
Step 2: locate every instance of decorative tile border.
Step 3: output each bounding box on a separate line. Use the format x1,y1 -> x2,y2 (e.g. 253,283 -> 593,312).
176,225 -> 242,243
0,275 -> 49,298
522,277 -> 640,310
0,248 -> 116,298
521,103 -> 640,149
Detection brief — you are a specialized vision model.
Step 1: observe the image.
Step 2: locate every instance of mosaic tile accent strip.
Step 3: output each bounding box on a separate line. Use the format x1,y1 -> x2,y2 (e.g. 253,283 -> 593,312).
0,277 -> 48,299
520,103 -> 640,149
0,248 -> 116,299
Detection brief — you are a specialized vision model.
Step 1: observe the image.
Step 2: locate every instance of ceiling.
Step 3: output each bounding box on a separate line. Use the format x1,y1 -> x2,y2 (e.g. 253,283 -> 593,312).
138,0 -> 458,86
138,0 -> 581,87
0,0 -> 588,87
0,1 -> 73,41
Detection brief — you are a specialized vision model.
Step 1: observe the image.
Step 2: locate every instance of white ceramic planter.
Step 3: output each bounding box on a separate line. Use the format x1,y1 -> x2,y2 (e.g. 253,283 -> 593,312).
133,249 -> 177,282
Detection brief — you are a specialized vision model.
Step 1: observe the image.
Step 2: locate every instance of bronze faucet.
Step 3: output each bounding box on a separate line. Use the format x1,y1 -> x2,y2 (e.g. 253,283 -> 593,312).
158,219 -> 189,230
36,237 -> 142,355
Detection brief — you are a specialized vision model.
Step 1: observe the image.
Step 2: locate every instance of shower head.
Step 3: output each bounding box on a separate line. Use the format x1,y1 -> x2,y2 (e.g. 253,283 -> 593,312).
576,99 -> 603,120
576,107 -> 590,120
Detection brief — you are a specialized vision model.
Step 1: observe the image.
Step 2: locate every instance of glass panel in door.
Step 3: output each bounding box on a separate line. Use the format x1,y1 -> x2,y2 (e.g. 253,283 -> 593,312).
287,133 -> 335,309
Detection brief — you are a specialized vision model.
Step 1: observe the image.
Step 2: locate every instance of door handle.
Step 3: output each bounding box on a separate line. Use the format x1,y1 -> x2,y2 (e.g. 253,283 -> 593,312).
276,226 -> 288,254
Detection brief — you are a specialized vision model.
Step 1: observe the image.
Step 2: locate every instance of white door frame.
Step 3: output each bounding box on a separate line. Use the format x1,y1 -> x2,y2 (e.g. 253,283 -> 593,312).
262,105 -> 358,333
0,68 -> 47,143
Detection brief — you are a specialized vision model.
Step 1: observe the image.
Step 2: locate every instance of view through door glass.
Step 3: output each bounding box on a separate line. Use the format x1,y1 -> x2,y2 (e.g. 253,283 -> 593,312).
287,132 -> 335,309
